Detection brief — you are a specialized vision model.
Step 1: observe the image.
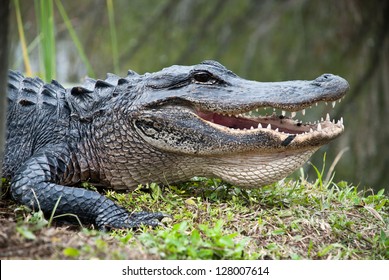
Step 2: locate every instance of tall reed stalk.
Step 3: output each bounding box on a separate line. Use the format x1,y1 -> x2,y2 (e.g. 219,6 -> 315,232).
14,0 -> 95,79
13,0 -> 32,76
55,0 -> 95,77
107,0 -> 119,73
35,0 -> 56,81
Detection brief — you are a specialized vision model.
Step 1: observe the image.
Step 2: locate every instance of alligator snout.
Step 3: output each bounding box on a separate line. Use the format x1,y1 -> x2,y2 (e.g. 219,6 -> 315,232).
315,73 -> 339,82
310,74 -> 350,96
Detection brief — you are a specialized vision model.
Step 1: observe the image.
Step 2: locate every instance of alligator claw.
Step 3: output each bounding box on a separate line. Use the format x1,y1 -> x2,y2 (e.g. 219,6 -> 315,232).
127,211 -> 169,227
98,210 -> 169,230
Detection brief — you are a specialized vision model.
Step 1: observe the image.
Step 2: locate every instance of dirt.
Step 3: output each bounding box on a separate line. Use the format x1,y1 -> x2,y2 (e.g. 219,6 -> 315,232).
0,199 -> 155,259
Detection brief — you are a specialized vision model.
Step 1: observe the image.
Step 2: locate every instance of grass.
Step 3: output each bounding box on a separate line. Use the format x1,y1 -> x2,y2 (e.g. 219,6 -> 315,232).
106,0 -> 119,73
54,0 -> 95,77
13,0 -> 95,79
35,0 -> 56,81
3,169 -> 388,260
13,0 -> 32,76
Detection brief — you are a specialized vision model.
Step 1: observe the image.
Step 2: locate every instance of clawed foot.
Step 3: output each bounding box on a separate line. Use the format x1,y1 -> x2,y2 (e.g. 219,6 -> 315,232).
128,211 -> 169,227
97,210 -> 169,230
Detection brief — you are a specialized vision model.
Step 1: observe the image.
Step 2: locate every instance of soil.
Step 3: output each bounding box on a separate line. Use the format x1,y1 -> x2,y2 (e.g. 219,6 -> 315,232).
0,199 -> 154,259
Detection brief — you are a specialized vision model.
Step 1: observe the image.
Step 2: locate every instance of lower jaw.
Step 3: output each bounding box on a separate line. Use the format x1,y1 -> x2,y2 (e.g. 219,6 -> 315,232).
205,148 -> 318,188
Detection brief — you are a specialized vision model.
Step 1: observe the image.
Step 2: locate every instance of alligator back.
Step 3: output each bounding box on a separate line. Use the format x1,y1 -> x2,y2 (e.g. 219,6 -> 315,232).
3,71 -> 70,178
3,70 -> 137,179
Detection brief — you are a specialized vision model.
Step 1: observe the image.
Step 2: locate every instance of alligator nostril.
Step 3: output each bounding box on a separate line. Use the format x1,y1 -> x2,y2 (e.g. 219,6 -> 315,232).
313,74 -> 334,84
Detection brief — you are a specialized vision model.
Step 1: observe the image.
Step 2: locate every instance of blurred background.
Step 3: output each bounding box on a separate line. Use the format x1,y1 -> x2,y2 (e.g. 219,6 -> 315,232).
7,0 -> 389,192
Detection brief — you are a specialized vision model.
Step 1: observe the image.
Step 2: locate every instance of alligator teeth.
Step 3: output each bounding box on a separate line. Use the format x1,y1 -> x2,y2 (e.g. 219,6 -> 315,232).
332,101 -> 336,108
310,128 -> 314,133
302,109 -> 306,116
275,128 -> 279,132
321,117 -> 324,122
250,126 -> 254,130
326,113 -> 330,121
282,110 -> 286,116
258,123 -> 262,128
317,123 -> 322,131
267,124 -> 272,129
291,112 -> 296,118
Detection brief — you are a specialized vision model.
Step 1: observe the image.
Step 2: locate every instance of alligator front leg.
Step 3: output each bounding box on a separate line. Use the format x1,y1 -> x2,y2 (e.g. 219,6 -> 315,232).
10,148 -> 165,230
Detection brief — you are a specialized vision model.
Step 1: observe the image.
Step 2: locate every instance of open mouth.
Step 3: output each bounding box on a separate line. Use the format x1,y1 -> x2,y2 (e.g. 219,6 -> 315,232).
195,100 -> 344,136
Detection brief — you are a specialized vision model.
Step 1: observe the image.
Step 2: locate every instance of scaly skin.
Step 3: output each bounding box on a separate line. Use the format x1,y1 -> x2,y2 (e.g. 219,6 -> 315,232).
2,61 -> 349,229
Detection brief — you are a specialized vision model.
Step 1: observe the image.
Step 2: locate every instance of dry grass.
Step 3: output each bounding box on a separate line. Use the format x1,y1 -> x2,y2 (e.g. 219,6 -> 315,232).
0,175 -> 388,259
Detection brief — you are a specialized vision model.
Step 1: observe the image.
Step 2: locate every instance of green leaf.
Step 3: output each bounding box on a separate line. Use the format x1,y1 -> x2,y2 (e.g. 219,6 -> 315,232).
190,229 -> 201,246
16,226 -> 36,240
377,189 -> 385,196
272,229 -> 285,235
63,247 -> 80,258
217,234 -> 235,248
317,244 -> 334,257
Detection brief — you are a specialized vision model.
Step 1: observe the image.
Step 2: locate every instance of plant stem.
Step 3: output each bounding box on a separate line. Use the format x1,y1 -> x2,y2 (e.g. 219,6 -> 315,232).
55,0 -> 95,77
107,0 -> 119,73
13,0 -> 32,76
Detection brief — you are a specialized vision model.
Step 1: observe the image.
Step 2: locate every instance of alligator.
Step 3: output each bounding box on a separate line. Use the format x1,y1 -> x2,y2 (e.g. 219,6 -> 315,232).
2,60 -> 349,229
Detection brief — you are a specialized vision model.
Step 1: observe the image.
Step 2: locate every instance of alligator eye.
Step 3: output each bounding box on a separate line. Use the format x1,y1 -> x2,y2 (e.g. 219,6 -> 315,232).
193,72 -> 214,84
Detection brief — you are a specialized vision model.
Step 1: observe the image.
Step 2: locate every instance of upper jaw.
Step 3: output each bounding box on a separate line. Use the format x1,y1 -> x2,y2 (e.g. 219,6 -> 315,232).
189,73 -> 349,147
193,99 -> 345,148
182,73 -> 349,113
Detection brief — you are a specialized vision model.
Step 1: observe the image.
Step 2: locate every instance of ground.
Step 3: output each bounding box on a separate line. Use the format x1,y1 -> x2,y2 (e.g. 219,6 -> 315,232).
0,171 -> 388,260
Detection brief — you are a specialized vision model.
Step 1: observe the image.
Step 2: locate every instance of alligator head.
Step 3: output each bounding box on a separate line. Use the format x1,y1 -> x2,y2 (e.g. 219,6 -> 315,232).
124,60 -> 349,187
100,60 -> 349,188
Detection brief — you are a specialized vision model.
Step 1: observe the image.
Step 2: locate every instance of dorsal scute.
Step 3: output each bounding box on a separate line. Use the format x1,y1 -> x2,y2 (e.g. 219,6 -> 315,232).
18,76 -> 44,106
18,99 -> 35,106
7,69 -> 138,120
105,73 -> 121,84
127,69 -> 139,78
7,71 -> 24,103
41,81 -> 66,107
67,71 -> 134,119
7,71 -> 66,109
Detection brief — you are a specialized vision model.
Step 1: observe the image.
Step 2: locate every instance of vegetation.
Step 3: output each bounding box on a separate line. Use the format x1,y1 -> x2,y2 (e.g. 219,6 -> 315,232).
1,164 -> 388,259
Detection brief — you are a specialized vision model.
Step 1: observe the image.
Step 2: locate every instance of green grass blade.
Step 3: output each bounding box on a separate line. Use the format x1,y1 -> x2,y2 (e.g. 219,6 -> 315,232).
107,0 -> 119,73
54,0 -> 95,77
48,195 -> 61,227
13,0 -> 32,76
35,0 -> 56,81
